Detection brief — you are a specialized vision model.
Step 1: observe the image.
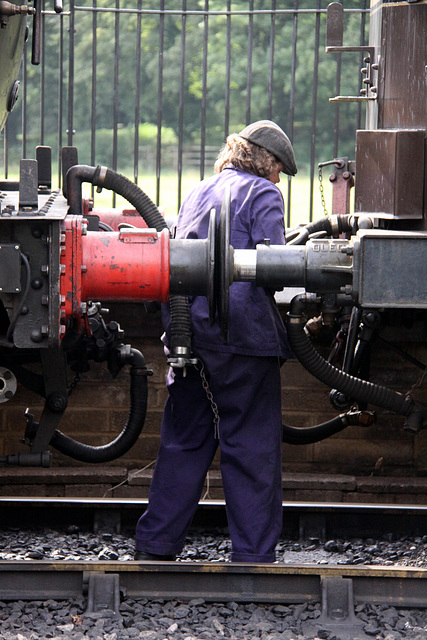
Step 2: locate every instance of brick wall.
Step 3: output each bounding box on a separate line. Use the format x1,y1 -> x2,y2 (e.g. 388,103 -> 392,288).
1,302 -> 427,479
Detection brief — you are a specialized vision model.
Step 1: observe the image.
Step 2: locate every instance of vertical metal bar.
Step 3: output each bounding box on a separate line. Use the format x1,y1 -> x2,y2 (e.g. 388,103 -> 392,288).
287,0 -> 299,228
224,0 -> 231,137
40,2 -> 46,144
4,122 -> 8,178
155,0 -> 165,207
177,0 -> 187,210
112,0 -> 120,206
357,0 -> 368,130
67,0 -> 75,148
58,12 -> 64,186
245,0 -> 254,125
268,0 -> 276,120
90,0 -> 98,197
133,0 -> 142,185
200,0 -> 209,181
22,44 -> 27,159
309,0 -> 321,222
332,1 -> 343,158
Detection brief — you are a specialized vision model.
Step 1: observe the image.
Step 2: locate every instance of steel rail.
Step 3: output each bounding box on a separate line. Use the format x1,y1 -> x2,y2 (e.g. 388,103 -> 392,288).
4,496 -> 427,512
3,498 -> 427,552
0,560 -> 426,608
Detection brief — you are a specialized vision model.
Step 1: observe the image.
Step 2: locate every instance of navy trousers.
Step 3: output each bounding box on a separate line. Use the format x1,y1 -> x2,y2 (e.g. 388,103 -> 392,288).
135,350 -> 283,563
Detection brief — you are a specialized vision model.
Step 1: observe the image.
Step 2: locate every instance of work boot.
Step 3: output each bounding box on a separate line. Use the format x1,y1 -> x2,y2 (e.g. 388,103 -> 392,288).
134,550 -> 176,561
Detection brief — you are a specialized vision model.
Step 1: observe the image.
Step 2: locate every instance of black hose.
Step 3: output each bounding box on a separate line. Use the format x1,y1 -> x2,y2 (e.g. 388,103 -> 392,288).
169,296 -> 192,354
67,164 -> 168,232
50,349 -> 149,463
282,410 -> 374,445
286,294 -> 414,417
286,214 -> 353,245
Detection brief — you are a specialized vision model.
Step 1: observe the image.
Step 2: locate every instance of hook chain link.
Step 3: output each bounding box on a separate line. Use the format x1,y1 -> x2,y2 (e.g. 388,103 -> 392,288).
318,165 -> 329,217
197,359 -> 220,438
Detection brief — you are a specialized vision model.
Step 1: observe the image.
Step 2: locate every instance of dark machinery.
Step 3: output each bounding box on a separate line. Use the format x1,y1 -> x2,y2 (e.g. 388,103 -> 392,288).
0,0 -> 426,466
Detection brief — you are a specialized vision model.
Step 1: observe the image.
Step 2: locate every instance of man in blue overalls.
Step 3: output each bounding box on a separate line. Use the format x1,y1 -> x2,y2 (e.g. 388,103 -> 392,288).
136,120 -> 297,563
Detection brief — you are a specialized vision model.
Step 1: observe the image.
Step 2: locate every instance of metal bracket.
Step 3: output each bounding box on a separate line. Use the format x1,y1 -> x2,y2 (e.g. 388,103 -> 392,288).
93,508 -> 122,534
303,576 -> 371,640
84,573 -> 122,618
29,348 -> 68,453
325,2 -> 377,103
298,513 -> 326,542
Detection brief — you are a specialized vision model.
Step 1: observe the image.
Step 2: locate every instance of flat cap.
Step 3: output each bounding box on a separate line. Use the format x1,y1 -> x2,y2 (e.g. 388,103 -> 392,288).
239,120 -> 297,176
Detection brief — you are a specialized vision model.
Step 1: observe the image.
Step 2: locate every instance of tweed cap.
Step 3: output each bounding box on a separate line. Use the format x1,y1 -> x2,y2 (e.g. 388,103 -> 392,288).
238,120 -> 297,176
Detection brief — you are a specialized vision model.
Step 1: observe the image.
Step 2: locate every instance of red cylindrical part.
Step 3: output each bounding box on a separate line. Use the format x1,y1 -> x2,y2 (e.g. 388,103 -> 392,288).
81,227 -> 170,303
90,207 -> 149,231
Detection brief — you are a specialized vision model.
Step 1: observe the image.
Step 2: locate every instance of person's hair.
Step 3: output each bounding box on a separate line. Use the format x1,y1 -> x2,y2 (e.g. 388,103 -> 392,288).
214,133 -> 281,179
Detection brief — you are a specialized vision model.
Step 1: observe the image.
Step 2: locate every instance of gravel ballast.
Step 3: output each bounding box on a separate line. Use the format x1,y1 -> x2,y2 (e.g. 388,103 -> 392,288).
1,526 -> 427,640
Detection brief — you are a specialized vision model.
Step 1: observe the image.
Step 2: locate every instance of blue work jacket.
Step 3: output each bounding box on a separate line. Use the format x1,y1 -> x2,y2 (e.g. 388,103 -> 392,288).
164,166 -> 292,359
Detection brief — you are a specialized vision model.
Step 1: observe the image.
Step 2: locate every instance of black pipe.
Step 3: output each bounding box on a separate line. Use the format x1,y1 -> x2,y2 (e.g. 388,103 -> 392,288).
66,164 -> 168,231
169,296 -> 192,357
282,409 -> 375,445
50,348 -> 150,463
286,294 -> 427,432
286,214 -> 353,245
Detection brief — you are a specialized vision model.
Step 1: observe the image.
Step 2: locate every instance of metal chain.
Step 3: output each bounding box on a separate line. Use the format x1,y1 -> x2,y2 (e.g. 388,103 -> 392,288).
197,359 -> 220,438
67,373 -> 81,396
318,165 -> 329,217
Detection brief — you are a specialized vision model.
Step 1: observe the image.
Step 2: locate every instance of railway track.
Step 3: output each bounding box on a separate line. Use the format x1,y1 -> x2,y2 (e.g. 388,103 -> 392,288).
3,497 -> 427,537
2,499 -> 427,639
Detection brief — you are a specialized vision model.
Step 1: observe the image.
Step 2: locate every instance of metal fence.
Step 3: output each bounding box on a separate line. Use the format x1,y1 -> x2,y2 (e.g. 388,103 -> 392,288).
1,0 -> 369,223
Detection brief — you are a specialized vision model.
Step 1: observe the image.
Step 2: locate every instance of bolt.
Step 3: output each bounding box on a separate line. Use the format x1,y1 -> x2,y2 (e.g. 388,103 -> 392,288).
340,285 -> 353,295
31,278 -> 43,290
47,393 -> 67,413
30,329 -> 43,343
